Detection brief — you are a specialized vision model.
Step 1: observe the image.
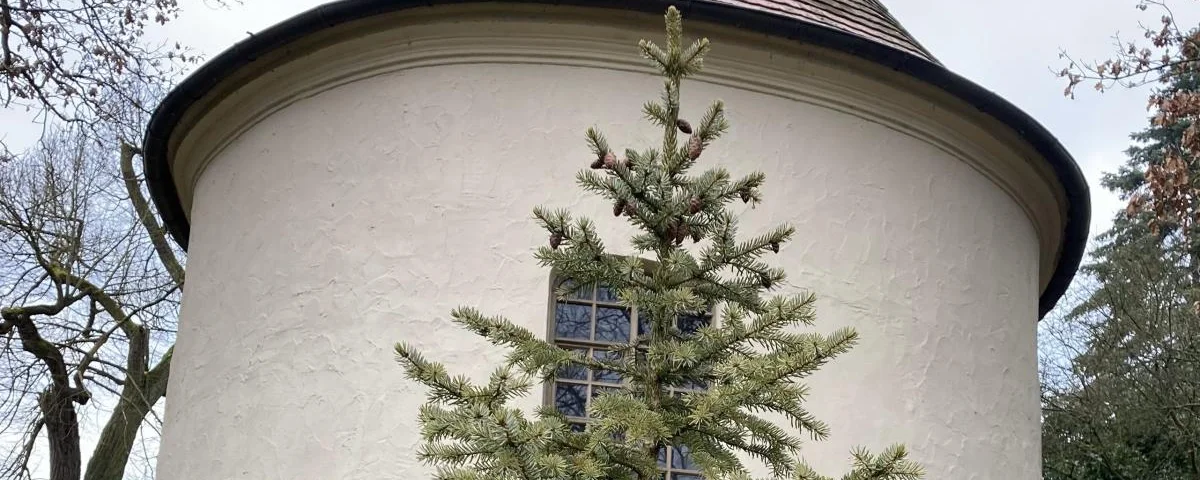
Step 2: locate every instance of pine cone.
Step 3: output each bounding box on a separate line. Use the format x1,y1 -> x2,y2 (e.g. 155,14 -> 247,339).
760,274 -> 773,289
677,224 -> 692,245
688,196 -> 703,214
676,119 -> 693,134
739,187 -> 753,203
686,135 -> 703,160
691,230 -> 703,243
623,202 -> 638,217
550,232 -> 563,250
665,221 -> 680,243
590,158 -> 604,169
603,152 -> 618,169
769,241 -> 780,253
614,199 -> 627,216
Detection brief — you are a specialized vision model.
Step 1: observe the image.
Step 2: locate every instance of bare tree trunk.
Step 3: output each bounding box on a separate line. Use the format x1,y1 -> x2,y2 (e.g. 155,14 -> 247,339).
120,143 -> 184,287
83,401 -> 150,480
74,143 -> 183,480
3,302 -> 92,480
2,136 -> 186,480
83,347 -> 171,480
40,387 -> 83,480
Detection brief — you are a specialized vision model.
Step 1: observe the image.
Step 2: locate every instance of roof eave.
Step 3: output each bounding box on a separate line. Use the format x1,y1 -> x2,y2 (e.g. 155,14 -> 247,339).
142,0 -> 1090,319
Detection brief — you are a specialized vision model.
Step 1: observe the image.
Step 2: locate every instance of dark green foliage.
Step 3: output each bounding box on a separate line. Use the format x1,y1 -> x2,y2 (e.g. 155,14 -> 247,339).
1041,72 -> 1200,480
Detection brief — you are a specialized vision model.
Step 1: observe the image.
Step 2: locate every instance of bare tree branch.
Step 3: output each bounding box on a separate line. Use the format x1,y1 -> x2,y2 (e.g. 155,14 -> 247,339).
0,122 -> 186,480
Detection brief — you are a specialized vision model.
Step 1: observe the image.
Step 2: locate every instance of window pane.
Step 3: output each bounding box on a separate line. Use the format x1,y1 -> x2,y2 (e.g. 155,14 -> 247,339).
595,306 -> 631,342
671,445 -> 697,470
657,445 -> 668,467
638,311 -> 651,338
568,422 -> 587,433
677,313 -> 710,335
556,347 -> 588,380
595,370 -> 623,383
554,383 -> 587,417
592,349 -> 622,384
596,283 -> 620,302
555,303 -> 592,340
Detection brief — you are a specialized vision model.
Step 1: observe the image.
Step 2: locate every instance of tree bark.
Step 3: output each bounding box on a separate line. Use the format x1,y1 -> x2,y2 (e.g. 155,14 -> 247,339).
120,142 -> 184,287
82,335 -> 172,480
77,145 -> 182,480
3,304 -> 90,480
81,397 -> 154,480
0,144 -> 184,480
40,387 -> 84,480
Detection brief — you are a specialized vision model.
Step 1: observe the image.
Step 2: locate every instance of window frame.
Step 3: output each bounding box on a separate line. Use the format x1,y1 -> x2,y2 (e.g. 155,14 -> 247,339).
543,272 -> 713,480
543,279 -> 641,429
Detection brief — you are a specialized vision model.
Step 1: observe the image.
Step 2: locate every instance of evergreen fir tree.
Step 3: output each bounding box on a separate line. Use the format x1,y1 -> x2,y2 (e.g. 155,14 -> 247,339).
1040,69 -> 1200,480
393,8 -> 923,480
1102,71 -> 1200,262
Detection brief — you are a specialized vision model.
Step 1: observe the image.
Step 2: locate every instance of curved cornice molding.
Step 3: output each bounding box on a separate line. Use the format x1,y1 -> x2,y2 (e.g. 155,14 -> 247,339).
144,1 -> 1089,319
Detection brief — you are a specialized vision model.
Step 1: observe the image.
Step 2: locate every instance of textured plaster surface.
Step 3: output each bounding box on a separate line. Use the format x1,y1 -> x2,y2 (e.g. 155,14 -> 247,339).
158,62 -> 1041,478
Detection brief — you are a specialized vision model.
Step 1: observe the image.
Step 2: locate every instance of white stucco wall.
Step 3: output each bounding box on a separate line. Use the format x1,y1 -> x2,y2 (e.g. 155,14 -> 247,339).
156,7 -> 1055,479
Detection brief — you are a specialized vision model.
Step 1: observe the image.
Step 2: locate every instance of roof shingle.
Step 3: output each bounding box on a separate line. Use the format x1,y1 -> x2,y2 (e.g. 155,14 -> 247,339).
709,0 -> 937,63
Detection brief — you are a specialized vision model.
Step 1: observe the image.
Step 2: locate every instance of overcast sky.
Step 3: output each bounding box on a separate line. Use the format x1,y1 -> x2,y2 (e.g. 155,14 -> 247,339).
889,0 -> 1179,241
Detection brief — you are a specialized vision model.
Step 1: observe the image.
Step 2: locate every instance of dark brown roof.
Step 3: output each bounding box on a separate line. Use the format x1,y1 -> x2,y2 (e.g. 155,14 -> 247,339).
711,0 -> 937,63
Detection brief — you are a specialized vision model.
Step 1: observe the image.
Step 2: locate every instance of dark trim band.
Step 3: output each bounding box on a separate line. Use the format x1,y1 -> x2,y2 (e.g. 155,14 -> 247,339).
141,0 -> 1090,319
